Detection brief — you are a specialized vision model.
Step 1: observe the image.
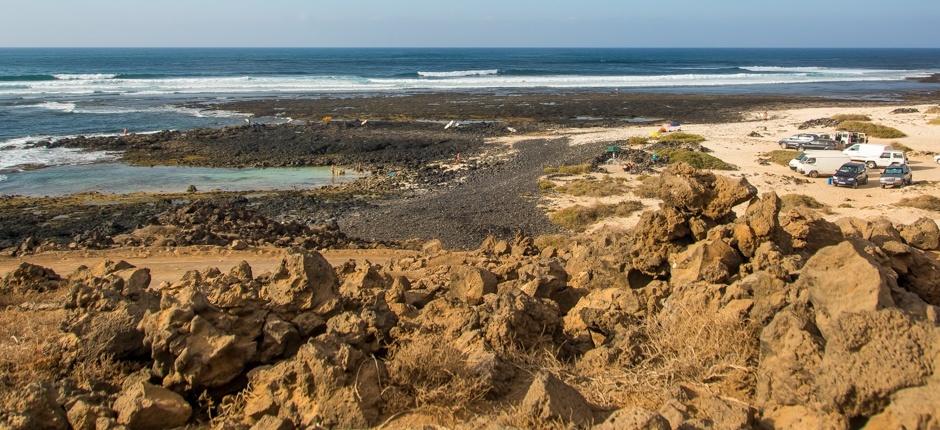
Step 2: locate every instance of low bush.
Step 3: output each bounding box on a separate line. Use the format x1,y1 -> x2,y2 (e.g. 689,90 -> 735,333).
928,117 -> 940,126
781,194 -> 832,214
537,179 -> 556,191
626,136 -> 650,146
656,132 -> 706,144
765,150 -> 799,167
549,201 -> 644,230
890,141 -> 914,152
543,163 -> 592,175
655,149 -> 736,170
836,121 -> 907,138
831,113 -> 871,122
925,106 -> 940,114
554,177 -> 630,197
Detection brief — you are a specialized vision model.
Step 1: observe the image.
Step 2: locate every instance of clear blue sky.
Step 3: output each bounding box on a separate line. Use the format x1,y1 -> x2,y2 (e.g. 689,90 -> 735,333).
1,0 -> 938,48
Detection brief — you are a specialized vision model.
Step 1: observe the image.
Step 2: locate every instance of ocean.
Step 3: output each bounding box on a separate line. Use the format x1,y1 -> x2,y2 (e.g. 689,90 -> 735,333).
1,48 -> 939,176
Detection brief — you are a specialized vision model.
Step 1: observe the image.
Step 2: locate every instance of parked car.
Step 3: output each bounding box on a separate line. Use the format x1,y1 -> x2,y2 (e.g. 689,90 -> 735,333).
880,165 -> 913,188
798,153 -> 853,177
832,162 -> 869,189
934,154 -> 940,165
779,133 -> 820,149
802,138 -> 839,150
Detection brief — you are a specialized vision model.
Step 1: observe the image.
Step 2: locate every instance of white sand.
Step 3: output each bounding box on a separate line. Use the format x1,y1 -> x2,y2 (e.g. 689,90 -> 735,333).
528,104 -> 940,231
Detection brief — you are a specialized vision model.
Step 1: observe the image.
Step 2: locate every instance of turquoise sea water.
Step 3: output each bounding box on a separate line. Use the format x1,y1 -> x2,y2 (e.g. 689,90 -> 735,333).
0,163 -> 357,196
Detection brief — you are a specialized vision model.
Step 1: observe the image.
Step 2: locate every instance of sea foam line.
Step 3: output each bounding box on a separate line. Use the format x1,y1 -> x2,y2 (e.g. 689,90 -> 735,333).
418,69 -> 499,78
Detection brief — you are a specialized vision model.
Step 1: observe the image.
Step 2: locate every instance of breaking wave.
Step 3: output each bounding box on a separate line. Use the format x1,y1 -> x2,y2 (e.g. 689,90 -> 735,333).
0,68 -> 933,96
52,73 -> 119,80
417,69 -> 499,78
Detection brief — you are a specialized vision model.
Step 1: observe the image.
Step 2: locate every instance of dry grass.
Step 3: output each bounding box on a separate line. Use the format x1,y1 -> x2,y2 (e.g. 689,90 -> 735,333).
503,303 -> 759,411
898,195 -> 940,212
656,132 -> 706,144
554,177 -> 631,197
655,149 -> 736,170
890,141 -> 914,152
780,194 -> 832,214
765,150 -> 799,167
929,117 -> 940,126
836,121 -> 907,138
0,308 -> 68,409
626,136 -> 650,146
926,106 -> 940,114
831,113 -> 871,122
534,234 -> 573,251
549,201 -> 644,230
538,179 -> 556,192
544,163 -> 593,176
383,330 -> 490,416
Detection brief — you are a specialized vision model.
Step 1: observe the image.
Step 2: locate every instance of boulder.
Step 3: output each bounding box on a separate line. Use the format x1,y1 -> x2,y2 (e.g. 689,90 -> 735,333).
649,163 -> 756,219
628,206 -> 691,276
63,265 -> 159,359
563,287 -> 645,350
482,289 -> 561,352
780,207 -> 844,254
798,241 -> 896,335
448,266 -> 497,305
262,252 -> 339,315
899,217 -> 940,251
733,193 -> 781,257
113,382 -> 192,430
865,382 -> 940,430
519,372 -> 593,425
0,262 -> 62,294
669,235 -> 742,285
756,307 -> 824,407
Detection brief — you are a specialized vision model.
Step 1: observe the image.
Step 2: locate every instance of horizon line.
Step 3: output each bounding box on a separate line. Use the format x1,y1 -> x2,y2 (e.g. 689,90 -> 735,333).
2,46 -> 940,50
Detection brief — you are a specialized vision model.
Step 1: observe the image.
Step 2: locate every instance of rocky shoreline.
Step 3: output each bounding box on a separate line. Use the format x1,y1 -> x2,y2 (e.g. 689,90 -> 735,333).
3,164 -> 939,429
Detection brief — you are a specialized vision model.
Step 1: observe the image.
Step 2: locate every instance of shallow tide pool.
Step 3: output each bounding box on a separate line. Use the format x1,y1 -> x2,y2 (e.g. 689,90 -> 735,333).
0,163 -> 358,197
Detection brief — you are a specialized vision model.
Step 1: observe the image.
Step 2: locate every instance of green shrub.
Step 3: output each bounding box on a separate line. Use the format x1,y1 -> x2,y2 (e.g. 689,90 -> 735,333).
831,114 -> 871,122
626,136 -> 650,146
554,177 -> 630,197
543,163 -> 592,175
655,149 -> 736,170
656,132 -> 706,144
836,121 -> 906,138
765,150 -> 799,167
549,201 -> 644,230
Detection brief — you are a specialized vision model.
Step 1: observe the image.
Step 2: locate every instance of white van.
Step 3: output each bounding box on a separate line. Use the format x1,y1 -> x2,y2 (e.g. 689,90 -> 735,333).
799,154 -> 854,177
857,150 -> 908,169
789,150 -> 833,171
843,144 -> 886,159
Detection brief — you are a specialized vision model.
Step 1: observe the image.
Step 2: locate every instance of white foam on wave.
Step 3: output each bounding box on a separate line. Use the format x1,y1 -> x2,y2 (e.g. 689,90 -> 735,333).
13,102 -> 246,118
0,135 -> 121,170
0,69 -> 933,96
53,73 -> 118,81
418,69 -> 499,78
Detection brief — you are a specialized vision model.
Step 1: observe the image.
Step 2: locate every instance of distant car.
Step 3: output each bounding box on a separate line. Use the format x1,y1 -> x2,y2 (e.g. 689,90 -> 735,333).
832,162 -> 869,189
779,134 -> 820,149
880,165 -> 913,188
935,154 -> 940,165
660,121 -> 682,133
802,138 -> 839,150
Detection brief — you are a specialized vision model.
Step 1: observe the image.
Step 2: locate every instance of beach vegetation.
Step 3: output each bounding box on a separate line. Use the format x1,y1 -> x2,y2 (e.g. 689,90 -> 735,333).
537,179 -> 556,191
549,201 -> 644,230
831,114 -> 871,122
925,106 -> 940,114
765,150 -> 799,167
836,121 -> 906,138
543,163 -> 592,175
554,177 -> 631,197
656,132 -> 706,144
889,141 -> 914,152
898,195 -> 940,212
928,117 -> 940,125
780,194 -> 832,214
654,149 -> 736,170
626,136 -> 650,145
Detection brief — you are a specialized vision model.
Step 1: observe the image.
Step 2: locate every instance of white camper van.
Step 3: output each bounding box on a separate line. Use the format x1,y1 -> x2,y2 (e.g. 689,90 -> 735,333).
842,144 -> 907,168
789,150 -> 834,171
799,153 -> 854,177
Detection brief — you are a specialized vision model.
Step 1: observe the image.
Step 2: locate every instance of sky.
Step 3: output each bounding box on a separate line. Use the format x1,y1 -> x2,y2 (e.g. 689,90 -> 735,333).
1,0 -> 938,48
